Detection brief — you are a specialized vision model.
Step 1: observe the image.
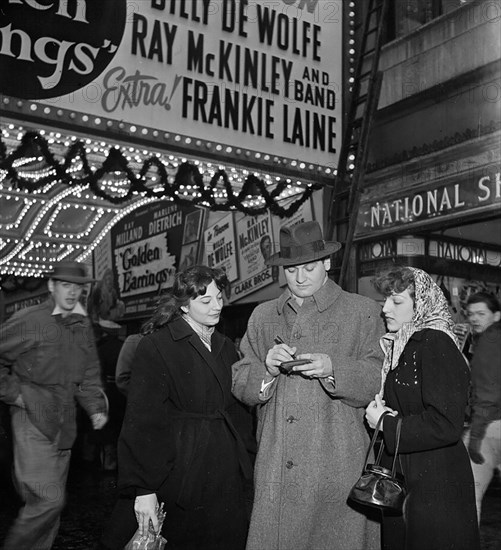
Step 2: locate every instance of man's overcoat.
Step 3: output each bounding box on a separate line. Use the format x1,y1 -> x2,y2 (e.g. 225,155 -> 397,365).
232,279 -> 385,550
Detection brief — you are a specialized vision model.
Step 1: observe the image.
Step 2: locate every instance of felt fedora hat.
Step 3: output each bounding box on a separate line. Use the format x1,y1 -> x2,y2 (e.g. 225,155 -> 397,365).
266,221 -> 342,267
46,261 -> 96,284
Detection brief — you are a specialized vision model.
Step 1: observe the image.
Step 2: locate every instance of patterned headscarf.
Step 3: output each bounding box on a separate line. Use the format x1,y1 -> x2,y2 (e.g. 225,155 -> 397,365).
379,267 -> 459,393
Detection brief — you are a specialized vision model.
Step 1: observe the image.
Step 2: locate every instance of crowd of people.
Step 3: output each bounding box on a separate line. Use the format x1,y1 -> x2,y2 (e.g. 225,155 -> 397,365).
0,220 -> 499,550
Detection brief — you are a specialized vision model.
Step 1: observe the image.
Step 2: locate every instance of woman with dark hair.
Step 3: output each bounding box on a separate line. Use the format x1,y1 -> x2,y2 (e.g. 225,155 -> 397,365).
365,267 -> 480,550
117,266 -> 253,550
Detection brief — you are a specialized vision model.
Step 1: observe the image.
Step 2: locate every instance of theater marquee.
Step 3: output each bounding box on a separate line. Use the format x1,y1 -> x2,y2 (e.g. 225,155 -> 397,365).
0,0 -> 343,168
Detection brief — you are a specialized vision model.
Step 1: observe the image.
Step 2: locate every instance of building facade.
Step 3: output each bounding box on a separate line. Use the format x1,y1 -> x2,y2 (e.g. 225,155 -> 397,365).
349,0 -> 501,322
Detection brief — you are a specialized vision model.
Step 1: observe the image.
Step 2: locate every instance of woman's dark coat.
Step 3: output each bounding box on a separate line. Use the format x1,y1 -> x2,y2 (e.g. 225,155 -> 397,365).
118,318 -> 254,550
381,329 -> 480,550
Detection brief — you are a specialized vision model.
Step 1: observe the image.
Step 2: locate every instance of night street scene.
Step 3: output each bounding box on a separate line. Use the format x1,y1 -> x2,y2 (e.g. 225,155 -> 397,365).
1,1 -> 500,549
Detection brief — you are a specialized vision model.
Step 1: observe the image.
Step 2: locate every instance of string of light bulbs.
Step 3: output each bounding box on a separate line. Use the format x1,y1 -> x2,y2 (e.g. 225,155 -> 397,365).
0,129 -> 322,218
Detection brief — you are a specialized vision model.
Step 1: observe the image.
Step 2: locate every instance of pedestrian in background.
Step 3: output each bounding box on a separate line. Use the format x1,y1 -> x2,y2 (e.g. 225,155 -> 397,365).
114,332 -> 143,396
93,320 -> 126,471
233,221 -> 385,550
464,291 -> 501,523
97,332 -> 143,550
366,266 -> 479,550
0,261 -> 108,550
117,265 -> 254,550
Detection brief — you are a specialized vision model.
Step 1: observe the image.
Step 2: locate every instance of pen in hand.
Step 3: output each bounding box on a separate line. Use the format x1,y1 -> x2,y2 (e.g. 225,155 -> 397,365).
274,336 -> 296,359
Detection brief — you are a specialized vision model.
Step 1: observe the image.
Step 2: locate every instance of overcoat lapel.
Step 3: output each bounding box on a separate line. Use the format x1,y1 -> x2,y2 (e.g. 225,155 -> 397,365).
169,317 -> 227,399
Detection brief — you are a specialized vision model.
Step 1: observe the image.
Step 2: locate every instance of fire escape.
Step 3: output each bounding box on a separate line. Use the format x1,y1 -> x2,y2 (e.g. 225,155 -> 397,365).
326,0 -> 389,288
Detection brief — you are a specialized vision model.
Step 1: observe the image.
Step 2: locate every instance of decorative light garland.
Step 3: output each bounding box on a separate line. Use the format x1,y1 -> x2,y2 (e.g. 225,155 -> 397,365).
0,129 -> 322,218
0,121 -> 330,283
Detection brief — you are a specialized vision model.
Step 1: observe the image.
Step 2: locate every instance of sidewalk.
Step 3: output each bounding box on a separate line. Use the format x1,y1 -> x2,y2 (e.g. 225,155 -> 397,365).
0,459 -> 500,549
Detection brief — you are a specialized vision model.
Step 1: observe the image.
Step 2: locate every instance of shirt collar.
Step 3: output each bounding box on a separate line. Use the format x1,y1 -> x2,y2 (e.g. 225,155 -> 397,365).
51,301 -> 87,317
181,314 -> 214,350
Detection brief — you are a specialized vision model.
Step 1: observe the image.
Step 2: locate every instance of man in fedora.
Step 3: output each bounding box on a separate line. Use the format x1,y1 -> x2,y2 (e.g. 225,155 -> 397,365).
232,221 -> 385,550
0,260 -> 108,550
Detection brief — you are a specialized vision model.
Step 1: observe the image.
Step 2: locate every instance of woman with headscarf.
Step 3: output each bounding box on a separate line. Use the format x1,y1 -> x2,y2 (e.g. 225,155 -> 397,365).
116,266 -> 254,550
365,267 -> 480,550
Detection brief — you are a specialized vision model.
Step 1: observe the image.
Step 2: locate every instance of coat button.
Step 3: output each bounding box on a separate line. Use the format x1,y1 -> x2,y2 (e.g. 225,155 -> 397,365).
286,416 -> 297,423
285,460 -> 294,469
293,332 -> 301,339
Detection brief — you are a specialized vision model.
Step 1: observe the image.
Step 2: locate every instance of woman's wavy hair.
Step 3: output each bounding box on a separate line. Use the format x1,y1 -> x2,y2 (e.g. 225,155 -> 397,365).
373,266 -> 416,301
141,265 -> 229,335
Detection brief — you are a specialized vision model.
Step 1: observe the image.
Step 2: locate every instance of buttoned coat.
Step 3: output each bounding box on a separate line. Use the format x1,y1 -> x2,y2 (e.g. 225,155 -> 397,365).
118,317 -> 254,550
381,329 -> 480,550
232,279 -> 385,550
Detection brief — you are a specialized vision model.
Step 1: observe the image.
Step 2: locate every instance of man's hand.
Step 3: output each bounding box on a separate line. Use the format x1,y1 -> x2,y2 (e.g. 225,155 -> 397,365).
135,493 -> 159,537
468,437 -> 485,465
265,343 -> 297,377
90,412 -> 108,430
292,353 -> 333,379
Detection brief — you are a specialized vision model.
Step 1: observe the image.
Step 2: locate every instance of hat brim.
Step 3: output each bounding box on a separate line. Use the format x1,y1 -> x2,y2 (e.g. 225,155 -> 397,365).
265,241 -> 342,267
48,274 -> 96,284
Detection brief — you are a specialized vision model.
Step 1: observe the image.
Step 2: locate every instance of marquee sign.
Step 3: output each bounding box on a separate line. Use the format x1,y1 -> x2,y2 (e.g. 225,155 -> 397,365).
1,0 -> 343,169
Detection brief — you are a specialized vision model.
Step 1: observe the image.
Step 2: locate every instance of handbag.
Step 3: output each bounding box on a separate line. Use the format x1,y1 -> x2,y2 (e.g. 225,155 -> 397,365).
124,503 -> 167,550
348,411 -> 406,511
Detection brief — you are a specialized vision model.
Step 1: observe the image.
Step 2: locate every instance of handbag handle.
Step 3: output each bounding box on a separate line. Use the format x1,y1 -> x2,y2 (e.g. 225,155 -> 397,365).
363,411 -> 402,477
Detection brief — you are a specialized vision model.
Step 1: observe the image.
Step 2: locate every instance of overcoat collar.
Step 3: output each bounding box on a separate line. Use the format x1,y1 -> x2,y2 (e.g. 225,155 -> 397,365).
276,277 -> 342,314
167,317 -> 227,396
168,317 -> 225,353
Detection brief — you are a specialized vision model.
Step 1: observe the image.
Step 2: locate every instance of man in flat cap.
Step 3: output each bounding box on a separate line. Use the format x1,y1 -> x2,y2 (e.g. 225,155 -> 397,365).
232,221 -> 385,550
0,261 -> 108,550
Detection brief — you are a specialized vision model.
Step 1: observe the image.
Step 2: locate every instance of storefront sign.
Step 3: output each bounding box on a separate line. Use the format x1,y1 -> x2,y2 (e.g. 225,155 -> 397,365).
429,239 -> 501,267
358,236 -> 501,268
2,0 -> 343,168
357,168 -> 501,234
204,213 -> 238,282
358,238 -> 397,261
231,211 -> 275,301
110,201 -> 198,319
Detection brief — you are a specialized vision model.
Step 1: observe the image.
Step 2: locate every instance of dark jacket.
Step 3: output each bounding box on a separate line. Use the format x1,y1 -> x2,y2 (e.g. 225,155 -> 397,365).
382,329 -> 480,550
469,321 -> 501,441
115,333 -> 143,396
0,298 -> 106,448
118,317 -> 254,550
